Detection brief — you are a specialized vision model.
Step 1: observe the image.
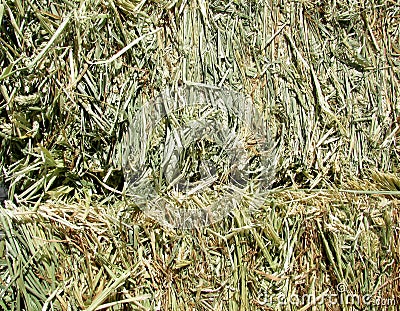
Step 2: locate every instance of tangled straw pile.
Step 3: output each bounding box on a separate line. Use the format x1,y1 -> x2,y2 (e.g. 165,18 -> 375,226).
0,0 -> 399,310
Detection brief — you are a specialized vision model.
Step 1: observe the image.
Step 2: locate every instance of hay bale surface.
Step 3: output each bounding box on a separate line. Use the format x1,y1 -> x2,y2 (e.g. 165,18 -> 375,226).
0,0 -> 399,310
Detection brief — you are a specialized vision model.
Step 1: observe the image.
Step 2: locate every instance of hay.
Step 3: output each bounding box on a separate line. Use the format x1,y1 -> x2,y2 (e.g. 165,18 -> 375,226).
1,0 -> 399,310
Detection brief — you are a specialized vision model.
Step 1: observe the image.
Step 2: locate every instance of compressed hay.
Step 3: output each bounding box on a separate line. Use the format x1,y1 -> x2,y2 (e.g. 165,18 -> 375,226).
0,0 -> 399,310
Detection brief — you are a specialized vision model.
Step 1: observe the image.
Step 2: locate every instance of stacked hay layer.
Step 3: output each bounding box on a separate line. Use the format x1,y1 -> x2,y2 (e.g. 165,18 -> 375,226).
0,0 -> 399,310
